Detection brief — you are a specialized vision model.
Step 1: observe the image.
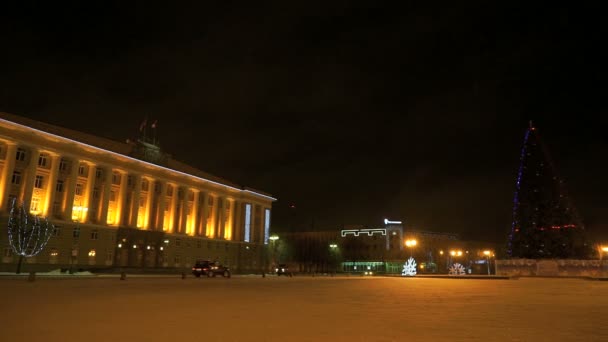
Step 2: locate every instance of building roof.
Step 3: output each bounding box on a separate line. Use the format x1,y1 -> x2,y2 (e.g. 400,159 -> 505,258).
0,111 -> 275,200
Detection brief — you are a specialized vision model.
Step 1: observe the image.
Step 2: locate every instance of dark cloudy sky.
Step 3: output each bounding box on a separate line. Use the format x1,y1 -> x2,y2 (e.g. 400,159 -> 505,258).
1,2 -> 606,244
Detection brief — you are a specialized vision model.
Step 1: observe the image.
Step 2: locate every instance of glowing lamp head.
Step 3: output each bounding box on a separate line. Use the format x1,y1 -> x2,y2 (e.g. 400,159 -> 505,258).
483,250 -> 491,256
602,246 -> 608,252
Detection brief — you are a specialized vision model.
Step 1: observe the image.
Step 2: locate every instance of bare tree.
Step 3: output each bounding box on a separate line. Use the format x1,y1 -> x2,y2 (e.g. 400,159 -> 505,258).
7,199 -> 55,274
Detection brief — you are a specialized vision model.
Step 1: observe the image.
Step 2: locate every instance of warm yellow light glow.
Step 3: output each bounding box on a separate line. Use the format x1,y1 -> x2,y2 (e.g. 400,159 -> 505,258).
117,243 -> 122,248
132,245 -> 137,249
72,205 -> 88,222
88,250 -> 96,257
483,250 -> 491,256
405,239 -> 417,247
602,246 -> 608,252
269,235 -> 279,241
457,251 -> 463,256
439,250 -> 444,255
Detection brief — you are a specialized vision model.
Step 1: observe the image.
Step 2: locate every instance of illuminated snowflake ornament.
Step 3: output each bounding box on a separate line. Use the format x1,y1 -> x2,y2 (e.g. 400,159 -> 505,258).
448,263 -> 466,275
401,257 -> 417,276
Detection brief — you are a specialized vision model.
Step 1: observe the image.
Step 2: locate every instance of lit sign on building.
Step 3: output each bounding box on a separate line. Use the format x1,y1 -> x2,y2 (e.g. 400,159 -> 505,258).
384,218 -> 402,225
341,229 -> 386,237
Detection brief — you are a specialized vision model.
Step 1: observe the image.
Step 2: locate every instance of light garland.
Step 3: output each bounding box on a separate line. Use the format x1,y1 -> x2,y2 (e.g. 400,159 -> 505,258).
7,198 -> 55,258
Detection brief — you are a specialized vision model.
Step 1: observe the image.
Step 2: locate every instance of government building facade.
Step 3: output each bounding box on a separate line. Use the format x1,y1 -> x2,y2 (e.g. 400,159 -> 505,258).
0,112 -> 275,273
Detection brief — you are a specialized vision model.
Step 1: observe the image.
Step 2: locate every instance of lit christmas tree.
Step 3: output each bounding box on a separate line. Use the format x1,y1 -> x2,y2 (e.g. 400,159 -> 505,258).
508,122 -> 589,259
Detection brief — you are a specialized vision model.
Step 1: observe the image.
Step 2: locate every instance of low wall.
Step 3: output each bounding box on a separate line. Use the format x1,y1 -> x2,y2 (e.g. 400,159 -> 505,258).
496,259 -> 608,277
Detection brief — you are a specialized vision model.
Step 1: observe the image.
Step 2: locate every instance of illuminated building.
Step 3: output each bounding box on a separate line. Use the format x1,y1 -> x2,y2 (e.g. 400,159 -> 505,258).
274,220 -> 498,274
0,112 -> 275,272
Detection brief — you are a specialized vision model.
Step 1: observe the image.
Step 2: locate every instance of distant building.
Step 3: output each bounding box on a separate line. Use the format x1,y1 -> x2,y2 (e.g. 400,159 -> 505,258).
273,219 -> 498,274
0,112 -> 275,272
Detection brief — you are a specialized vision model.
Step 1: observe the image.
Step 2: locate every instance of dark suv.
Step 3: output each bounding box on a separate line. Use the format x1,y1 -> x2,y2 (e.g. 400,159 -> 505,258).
192,260 -> 231,278
275,264 -> 292,277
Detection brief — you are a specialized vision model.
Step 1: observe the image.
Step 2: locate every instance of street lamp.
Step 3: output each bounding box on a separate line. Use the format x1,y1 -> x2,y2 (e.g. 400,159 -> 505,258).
269,235 -> 279,270
405,239 -> 417,257
483,250 -> 492,275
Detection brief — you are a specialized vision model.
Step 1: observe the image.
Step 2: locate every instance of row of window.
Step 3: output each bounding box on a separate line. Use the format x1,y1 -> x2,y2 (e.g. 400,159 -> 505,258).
3,247 -> 113,261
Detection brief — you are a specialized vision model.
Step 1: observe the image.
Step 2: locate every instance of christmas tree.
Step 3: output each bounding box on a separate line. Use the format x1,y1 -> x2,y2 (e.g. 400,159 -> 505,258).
508,122 -> 589,259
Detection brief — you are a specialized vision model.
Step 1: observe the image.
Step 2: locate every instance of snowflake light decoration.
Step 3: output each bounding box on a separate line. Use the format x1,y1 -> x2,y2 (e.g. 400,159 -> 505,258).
448,263 -> 466,275
401,257 -> 417,276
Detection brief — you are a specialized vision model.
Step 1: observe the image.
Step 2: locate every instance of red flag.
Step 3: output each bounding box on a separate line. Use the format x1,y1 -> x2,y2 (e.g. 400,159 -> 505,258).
139,118 -> 147,131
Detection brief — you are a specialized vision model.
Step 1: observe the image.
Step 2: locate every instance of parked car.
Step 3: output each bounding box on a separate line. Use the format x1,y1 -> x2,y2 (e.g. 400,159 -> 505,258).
275,264 -> 292,277
192,260 -> 231,278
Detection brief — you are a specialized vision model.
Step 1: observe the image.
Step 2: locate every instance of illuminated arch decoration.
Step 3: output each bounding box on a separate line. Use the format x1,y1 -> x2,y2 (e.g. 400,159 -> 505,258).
449,263 -> 466,275
401,257 -> 417,276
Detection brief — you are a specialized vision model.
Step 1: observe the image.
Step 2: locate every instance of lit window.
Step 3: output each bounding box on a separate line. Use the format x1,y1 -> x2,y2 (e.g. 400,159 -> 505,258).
15,148 -> 25,161
34,175 -> 44,189
264,208 -> 271,245
56,180 -> 64,192
38,154 -> 47,167
75,183 -> 83,196
244,203 -> 252,242
73,227 -> 80,238
88,249 -> 96,257
30,198 -> 40,212
11,171 -> 21,185
91,230 -> 98,240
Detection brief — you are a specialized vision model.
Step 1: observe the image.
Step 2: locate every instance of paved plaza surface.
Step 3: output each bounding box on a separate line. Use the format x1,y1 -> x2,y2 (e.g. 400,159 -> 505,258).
0,275 -> 606,341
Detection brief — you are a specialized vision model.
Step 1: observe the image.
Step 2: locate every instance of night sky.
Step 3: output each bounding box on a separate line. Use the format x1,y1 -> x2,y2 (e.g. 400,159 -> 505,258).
1,3 -> 606,244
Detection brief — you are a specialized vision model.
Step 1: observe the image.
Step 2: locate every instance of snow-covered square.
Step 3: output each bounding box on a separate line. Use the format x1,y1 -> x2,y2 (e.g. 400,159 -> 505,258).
0,275 -> 606,341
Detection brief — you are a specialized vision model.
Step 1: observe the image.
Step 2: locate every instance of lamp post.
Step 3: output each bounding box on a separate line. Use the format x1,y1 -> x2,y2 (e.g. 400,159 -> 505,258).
269,235 -> 279,271
329,243 -> 338,274
405,239 -> 417,257
483,250 -> 491,275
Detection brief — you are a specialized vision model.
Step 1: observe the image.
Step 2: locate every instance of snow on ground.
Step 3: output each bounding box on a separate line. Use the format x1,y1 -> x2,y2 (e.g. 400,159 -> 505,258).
0,276 -> 607,341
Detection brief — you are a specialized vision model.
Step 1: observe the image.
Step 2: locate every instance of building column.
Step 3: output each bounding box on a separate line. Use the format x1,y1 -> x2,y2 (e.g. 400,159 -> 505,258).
144,177 -> 155,230
216,197 -> 225,239
98,166 -> 112,225
200,192 -> 209,236
63,158 -> 79,220
155,180 -> 167,231
191,189 -> 200,236
42,153 -> 60,217
0,142 -> 17,212
129,173 -> 142,228
169,183 -> 179,233
21,146 -> 40,211
82,162 -> 96,223
233,200 -> 242,242
116,171 -> 128,226
178,186 -> 188,234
